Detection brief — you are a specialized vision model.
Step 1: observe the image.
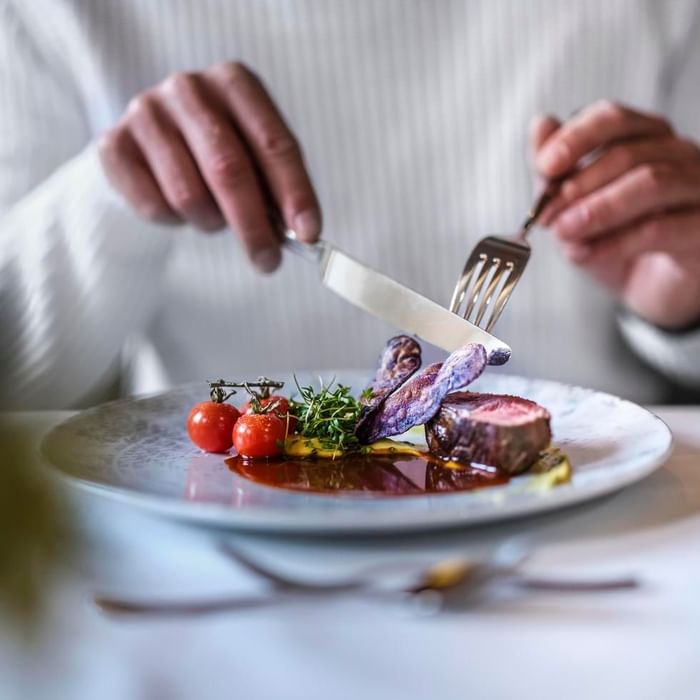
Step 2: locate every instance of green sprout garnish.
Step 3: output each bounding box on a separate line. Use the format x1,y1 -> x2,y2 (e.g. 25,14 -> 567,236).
291,379 -> 365,453
360,387 -> 374,402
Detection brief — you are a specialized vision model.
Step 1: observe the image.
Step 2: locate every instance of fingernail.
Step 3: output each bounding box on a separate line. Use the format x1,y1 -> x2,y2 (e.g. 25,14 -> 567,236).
253,246 -> 281,273
293,209 -> 321,242
536,143 -> 570,175
528,114 -> 546,139
561,180 -> 578,201
563,243 -> 592,263
529,113 -> 558,138
553,206 -> 588,238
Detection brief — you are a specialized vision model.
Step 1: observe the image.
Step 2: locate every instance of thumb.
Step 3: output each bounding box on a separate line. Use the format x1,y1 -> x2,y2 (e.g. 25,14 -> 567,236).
529,114 -> 561,163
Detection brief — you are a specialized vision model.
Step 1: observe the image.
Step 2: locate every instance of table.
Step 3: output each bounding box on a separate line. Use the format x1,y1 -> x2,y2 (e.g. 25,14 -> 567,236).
2,408 -> 700,700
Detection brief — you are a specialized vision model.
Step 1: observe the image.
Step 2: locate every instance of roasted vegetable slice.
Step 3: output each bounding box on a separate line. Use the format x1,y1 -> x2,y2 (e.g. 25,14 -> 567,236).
360,335 -> 422,413
355,343 -> 488,444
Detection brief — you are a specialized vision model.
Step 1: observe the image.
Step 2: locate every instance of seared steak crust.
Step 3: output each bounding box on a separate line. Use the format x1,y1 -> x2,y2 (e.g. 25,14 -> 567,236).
425,392 -> 551,474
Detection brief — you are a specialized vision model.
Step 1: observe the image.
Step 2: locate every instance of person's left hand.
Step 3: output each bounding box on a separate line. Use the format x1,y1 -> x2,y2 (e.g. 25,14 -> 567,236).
530,101 -> 700,330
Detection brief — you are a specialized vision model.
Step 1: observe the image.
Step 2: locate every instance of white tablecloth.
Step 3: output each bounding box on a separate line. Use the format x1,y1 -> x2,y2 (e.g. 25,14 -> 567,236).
2,408 -> 700,700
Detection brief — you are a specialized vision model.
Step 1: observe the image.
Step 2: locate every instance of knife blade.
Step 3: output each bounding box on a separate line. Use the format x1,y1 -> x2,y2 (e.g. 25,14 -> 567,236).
284,233 -> 511,364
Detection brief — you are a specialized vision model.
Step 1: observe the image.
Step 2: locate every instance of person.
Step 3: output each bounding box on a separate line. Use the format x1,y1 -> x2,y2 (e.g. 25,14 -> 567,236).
1,0 -> 699,410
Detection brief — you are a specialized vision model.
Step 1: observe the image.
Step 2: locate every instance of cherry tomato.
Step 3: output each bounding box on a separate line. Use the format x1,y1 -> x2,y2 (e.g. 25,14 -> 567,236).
187,401 -> 240,453
240,395 -> 297,433
233,413 -> 288,459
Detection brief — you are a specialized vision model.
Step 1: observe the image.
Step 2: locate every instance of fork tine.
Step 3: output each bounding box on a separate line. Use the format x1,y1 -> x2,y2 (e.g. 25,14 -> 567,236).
484,266 -> 522,332
450,184 -> 550,332
473,260 -> 511,327
449,263 -> 470,314
462,256 -> 499,321
450,252 -> 487,314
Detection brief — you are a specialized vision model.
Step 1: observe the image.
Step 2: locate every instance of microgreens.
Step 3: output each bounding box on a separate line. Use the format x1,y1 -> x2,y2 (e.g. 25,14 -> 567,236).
291,378 -> 366,453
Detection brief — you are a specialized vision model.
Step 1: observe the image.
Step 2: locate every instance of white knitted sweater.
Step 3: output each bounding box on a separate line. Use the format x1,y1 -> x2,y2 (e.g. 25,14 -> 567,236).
1,0 -> 700,408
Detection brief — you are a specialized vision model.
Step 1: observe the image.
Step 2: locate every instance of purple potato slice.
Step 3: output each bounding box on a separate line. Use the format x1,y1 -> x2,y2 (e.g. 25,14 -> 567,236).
355,343 -> 487,444
359,335 -> 422,412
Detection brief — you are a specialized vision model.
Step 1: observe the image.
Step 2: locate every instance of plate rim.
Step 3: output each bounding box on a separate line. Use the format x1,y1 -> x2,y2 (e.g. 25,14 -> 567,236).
40,372 -> 674,534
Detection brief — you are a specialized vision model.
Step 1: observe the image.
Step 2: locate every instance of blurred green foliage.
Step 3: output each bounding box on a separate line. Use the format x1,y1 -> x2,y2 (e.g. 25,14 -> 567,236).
0,416 -> 78,632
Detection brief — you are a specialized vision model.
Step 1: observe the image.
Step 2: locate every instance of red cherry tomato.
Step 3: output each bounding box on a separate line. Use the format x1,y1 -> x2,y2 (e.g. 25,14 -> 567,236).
187,401 -> 240,453
240,395 -> 297,433
233,413 -> 288,459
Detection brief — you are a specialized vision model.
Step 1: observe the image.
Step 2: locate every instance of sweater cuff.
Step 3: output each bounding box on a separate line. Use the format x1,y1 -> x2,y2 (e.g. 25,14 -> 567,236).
618,311 -> 700,387
67,142 -> 175,259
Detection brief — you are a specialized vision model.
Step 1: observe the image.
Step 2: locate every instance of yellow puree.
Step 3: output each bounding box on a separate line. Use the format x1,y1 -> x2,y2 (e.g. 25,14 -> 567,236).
282,436 -> 572,489
283,436 -> 422,460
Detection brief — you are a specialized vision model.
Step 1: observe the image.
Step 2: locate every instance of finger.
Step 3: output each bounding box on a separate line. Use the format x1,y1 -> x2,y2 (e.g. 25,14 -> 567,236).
98,127 -> 178,224
205,62 -> 321,242
529,114 -> 561,159
555,136 -> 700,208
551,161 -> 700,241
541,136 -> 698,227
160,72 -> 281,272
559,240 -> 631,292
569,209 -> 700,265
536,100 -> 673,178
125,94 -> 224,231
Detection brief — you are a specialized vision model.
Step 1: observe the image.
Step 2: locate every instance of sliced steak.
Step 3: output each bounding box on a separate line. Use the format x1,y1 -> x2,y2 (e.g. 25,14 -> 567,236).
425,392 -> 551,474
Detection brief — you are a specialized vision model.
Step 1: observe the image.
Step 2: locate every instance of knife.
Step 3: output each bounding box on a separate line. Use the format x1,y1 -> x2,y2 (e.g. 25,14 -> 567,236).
284,232 -> 511,364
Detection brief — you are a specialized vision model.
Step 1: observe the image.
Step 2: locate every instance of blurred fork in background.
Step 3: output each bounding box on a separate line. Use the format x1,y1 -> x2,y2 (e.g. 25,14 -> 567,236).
92,540 -> 640,618
449,179 -> 562,333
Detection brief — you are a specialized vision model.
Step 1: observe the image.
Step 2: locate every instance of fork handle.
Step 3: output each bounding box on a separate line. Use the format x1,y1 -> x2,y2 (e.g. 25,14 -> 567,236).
520,179 -> 563,235
515,575 -> 639,592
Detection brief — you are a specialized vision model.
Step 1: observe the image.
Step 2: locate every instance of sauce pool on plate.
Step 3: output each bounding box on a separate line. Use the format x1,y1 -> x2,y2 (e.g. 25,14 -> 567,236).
226,451 -> 510,496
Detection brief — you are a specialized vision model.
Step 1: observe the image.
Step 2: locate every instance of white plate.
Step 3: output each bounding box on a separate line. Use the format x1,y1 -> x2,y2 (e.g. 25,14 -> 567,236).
41,372 -> 672,534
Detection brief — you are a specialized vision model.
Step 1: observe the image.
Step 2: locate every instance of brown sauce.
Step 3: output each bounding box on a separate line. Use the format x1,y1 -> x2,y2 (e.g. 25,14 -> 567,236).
225,452 -> 510,497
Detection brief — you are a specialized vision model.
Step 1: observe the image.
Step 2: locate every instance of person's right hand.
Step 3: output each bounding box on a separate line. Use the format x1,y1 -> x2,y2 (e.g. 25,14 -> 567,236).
98,62 -> 321,273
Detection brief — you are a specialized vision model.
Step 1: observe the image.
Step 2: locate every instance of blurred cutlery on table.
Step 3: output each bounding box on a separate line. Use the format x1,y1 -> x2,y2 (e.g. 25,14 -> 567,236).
94,539 -> 639,618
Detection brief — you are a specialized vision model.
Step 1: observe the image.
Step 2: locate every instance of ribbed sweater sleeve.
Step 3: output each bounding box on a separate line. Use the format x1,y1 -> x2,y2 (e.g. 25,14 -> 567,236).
0,1 -> 172,409
616,2 -> 700,387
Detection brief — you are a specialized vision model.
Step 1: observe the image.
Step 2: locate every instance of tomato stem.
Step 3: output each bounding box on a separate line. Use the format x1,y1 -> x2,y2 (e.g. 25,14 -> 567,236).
207,377 -> 284,404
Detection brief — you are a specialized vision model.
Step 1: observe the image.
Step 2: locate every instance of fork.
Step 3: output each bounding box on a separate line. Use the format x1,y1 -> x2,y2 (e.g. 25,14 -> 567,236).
219,543 -> 638,598
94,542 -> 638,618
449,179 -> 561,332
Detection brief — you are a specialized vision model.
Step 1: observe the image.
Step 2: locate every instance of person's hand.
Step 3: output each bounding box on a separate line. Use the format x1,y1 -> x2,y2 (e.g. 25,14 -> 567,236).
530,101 -> 700,329
98,62 -> 321,273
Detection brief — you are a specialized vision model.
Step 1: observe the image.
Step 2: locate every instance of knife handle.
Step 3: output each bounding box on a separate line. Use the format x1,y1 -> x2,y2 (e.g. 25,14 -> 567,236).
267,204 -> 325,264
283,229 -> 325,264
